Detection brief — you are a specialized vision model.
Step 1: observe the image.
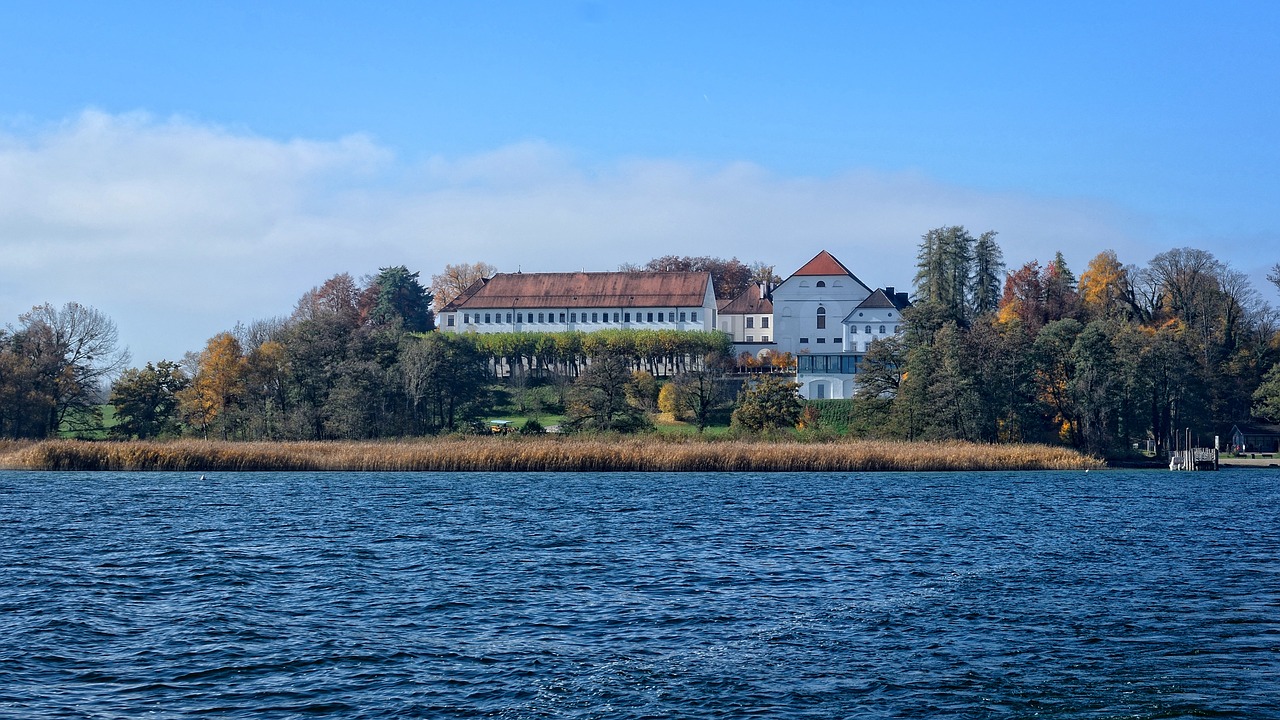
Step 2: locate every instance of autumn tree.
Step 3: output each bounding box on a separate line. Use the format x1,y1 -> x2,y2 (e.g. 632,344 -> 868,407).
431,262 -> 496,311
1031,318 -> 1084,445
0,331 -> 51,439
622,255 -> 757,301
731,374 -> 803,433
628,370 -> 660,412
179,332 -> 249,439
671,353 -> 730,432
565,353 -> 651,432
13,302 -> 129,435
292,272 -> 363,325
996,261 -> 1047,333
657,381 -> 688,419
1044,252 -> 1081,322
1078,250 -> 1132,320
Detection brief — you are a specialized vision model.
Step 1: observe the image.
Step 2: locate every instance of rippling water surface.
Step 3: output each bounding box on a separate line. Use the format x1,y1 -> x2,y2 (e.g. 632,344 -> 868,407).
1,469 -> 1277,718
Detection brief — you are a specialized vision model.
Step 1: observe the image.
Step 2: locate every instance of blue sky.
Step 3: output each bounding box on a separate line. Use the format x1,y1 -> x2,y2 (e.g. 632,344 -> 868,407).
2,1 -> 1278,362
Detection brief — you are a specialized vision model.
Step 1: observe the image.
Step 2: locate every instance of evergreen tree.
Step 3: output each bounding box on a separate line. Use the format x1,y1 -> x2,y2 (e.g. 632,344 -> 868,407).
1252,363 -> 1280,423
970,230 -> 1004,318
914,226 -> 975,322
110,361 -> 189,439
1044,251 -> 1080,321
367,265 -> 435,333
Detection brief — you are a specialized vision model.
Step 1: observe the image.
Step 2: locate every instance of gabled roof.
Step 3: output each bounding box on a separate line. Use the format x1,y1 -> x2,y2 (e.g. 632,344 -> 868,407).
855,288 -> 912,311
444,271 -> 713,310
1232,423 -> 1280,436
441,277 -> 489,312
719,284 -> 773,315
791,250 -> 855,277
783,250 -> 872,293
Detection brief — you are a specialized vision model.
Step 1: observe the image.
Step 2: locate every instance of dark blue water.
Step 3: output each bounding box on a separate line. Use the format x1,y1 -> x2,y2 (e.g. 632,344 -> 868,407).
1,470 -> 1277,719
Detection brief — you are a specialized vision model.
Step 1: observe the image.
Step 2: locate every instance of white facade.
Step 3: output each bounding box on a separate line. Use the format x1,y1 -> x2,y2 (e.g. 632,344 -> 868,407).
771,251 -> 908,400
720,310 -> 774,344
718,283 -> 775,348
443,304 -> 714,334
843,287 -> 908,352
770,251 -> 872,358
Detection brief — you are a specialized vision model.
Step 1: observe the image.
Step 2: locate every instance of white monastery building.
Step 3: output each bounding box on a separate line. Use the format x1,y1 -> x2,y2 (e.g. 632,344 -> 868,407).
438,271 -> 718,334
770,250 -> 910,400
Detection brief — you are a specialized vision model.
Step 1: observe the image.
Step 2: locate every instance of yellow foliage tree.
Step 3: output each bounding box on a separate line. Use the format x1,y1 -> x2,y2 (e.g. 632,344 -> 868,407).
178,332 -> 249,439
658,381 -> 688,420
1078,250 -> 1129,319
430,262 -> 496,311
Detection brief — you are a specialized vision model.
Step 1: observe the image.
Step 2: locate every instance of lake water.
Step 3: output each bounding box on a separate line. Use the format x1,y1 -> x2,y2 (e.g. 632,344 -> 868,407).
1,469 -> 1277,719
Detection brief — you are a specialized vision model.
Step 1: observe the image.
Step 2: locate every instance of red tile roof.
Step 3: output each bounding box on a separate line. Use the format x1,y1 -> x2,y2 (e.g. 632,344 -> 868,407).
785,250 -> 872,293
444,271 -> 713,310
791,250 -> 855,277
718,283 -> 773,315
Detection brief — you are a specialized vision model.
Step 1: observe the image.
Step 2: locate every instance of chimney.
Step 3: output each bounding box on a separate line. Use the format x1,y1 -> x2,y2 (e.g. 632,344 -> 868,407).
884,286 -> 894,297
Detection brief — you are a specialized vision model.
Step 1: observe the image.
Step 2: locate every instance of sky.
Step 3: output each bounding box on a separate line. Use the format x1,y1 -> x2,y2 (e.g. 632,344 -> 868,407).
2,1 -> 1278,364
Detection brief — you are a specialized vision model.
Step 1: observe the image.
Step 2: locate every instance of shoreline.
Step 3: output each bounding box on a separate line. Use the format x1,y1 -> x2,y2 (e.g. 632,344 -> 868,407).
1,438 -> 1103,473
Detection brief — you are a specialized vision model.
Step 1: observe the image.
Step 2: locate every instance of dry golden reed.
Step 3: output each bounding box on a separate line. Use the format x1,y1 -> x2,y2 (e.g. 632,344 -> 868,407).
0,437 -> 1103,472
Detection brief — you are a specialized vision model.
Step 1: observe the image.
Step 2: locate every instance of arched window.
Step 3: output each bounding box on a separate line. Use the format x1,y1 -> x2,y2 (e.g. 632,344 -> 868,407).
865,325 -> 872,334
816,280 -> 826,288
879,325 -> 886,334
816,306 -> 826,330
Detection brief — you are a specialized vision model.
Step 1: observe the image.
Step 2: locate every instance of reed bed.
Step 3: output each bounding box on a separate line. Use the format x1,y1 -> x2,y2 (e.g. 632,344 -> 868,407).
1,437 -> 1104,472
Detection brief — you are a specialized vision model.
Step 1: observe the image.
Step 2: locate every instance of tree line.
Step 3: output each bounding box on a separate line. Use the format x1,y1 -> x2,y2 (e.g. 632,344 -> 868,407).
6,244 -> 1280,455
1,263 -> 742,440
855,228 -> 1280,456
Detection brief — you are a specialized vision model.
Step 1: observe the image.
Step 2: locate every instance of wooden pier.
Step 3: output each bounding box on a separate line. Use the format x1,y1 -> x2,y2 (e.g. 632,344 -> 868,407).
1169,429 -> 1219,471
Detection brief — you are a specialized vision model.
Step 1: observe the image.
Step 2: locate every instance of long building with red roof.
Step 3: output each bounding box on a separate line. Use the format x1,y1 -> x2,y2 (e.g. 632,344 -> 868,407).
438,271 -> 718,334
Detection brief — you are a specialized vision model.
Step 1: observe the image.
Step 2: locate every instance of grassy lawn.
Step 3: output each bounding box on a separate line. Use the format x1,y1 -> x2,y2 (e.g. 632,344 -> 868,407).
59,404 -> 117,440
651,410 -> 733,437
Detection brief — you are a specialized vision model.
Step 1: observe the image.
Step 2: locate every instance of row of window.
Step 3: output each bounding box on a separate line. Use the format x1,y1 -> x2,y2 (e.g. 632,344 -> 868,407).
459,310 -> 698,325
744,316 -> 769,329
795,325 -> 893,345
744,335 -> 770,343
797,354 -> 863,374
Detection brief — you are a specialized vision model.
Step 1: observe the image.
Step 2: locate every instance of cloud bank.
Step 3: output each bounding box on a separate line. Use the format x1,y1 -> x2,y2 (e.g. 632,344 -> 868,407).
1,111 -> 1169,363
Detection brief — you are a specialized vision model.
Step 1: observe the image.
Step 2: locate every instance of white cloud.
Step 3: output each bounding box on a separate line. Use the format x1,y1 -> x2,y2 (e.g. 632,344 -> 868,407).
0,110 -> 1186,364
